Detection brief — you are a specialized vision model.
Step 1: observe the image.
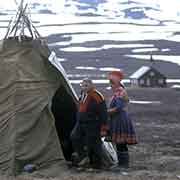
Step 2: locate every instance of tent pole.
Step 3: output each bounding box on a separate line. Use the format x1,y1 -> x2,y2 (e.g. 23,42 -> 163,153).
5,5 -> 21,39
5,0 -> 41,40
14,5 -> 28,38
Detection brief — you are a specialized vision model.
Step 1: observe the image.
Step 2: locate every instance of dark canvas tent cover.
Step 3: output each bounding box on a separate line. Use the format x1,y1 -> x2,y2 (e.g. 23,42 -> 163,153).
0,37 -> 77,175
0,2 -> 77,175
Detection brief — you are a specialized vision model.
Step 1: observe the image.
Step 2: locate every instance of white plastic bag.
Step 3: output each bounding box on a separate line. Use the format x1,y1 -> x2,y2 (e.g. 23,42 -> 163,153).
102,138 -> 118,163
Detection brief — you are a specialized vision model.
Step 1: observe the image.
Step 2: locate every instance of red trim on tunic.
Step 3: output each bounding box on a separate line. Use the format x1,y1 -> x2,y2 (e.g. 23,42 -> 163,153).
79,89 -> 104,112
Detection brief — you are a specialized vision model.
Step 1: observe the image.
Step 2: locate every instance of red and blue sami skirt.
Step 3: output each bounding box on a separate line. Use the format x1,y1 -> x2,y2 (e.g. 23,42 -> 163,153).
109,111 -> 137,145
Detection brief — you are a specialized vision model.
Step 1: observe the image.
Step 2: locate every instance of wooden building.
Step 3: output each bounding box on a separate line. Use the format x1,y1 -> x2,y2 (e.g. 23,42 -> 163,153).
130,66 -> 167,87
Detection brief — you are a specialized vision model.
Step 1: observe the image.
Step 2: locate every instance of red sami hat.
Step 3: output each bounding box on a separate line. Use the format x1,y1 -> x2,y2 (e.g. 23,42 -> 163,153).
107,70 -> 124,81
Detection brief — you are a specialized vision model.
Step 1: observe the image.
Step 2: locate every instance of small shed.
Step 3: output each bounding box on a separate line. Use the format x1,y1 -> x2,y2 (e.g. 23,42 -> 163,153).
130,66 -> 167,87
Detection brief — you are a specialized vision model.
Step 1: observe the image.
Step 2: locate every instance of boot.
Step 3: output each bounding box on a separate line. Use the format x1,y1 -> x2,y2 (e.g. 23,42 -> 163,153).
71,152 -> 87,167
117,151 -> 129,168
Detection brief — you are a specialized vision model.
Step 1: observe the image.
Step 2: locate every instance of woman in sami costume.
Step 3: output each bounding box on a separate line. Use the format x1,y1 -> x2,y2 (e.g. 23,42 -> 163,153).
107,70 -> 137,168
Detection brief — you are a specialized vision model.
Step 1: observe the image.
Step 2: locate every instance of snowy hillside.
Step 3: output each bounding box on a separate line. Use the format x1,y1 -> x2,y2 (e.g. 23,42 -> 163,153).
0,0 -> 180,79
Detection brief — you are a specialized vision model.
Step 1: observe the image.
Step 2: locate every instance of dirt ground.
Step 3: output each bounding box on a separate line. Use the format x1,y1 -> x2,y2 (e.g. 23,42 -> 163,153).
1,87 -> 180,180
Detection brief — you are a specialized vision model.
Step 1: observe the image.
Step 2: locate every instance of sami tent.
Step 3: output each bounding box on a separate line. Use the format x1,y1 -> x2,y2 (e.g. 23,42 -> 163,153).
0,1 -> 77,175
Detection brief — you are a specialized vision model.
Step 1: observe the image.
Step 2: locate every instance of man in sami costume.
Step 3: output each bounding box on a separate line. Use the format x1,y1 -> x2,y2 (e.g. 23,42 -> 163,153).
71,78 -> 108,169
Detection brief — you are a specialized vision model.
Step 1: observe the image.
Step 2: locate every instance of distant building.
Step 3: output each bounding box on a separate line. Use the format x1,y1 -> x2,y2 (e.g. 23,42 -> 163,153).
130,66 -> 167,87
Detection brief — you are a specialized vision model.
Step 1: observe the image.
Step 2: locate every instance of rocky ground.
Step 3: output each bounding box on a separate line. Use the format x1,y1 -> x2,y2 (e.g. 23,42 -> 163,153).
1,87 -> 179,180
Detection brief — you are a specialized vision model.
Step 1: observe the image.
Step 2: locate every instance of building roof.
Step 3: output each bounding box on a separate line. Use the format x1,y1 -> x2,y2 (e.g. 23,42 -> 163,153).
130,66 -> 151,79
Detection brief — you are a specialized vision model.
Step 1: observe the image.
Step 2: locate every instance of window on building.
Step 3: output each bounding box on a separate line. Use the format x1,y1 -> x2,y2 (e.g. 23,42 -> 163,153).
140,79 -> 144,85
147,78 -> 150,86
133,79 -> 138,84
158,79 -> 164,84
150,71 -> 155,76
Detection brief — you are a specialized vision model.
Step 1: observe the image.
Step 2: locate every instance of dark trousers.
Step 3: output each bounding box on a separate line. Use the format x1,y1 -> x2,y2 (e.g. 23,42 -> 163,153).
116,144 -> 129,167
71,121 -> 102,167
116,144 -> 128,152
71,121 -> 86,157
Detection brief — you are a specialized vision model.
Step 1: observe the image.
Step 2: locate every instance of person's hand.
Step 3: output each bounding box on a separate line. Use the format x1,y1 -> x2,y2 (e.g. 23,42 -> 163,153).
100,124 -> 108,137
107,108 -> 116,114
100,131 -> 107,137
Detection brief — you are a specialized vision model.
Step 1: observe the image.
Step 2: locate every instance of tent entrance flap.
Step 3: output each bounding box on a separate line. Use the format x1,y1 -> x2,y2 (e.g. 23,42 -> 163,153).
51,86 -> 77,161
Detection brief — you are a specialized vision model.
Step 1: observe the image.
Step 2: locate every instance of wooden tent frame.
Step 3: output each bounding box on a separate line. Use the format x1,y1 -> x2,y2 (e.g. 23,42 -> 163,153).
4,0 -> 41,41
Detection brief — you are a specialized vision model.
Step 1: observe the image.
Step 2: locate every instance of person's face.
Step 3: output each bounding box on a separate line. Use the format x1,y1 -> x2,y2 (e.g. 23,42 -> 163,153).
109,79 -> 119,90
80,81 -> 92,93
